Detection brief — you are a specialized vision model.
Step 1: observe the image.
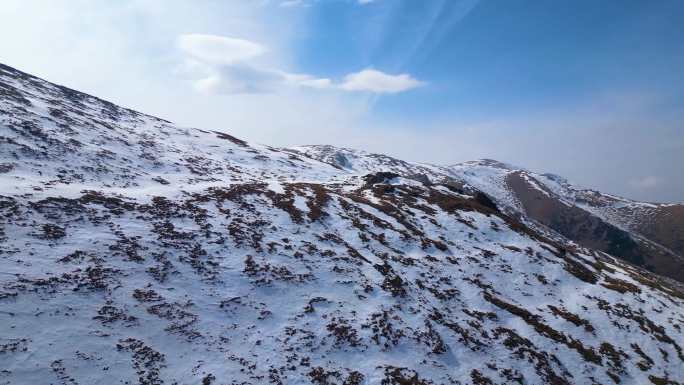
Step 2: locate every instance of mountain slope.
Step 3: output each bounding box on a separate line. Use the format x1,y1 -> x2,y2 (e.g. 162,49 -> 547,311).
445,160 -> 684,283
1,63 -> 684,385
288,147 -> 684,283
535,172 -> 684,258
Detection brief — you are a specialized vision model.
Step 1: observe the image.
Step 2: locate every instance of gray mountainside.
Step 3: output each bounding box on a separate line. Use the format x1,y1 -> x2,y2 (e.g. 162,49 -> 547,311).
1,63 -> 684,385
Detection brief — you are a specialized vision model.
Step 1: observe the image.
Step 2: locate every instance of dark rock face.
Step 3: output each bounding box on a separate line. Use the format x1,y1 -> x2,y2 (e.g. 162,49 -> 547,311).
362,171 -> 401,187
633,204 -> 684,257
505,171 -> 684,283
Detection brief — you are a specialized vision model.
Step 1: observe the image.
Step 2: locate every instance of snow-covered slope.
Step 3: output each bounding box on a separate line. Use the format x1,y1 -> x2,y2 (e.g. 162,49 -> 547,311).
532,173 -> 684,260
289,148 -> 684,283
285,145 -> 452,184
447,159 -> 525,214
448,159 -> 682,239
2,63 -> 684,385
444,161 -> 684,283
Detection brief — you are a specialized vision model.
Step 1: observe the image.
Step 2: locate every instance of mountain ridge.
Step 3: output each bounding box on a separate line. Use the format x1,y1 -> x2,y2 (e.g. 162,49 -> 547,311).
289,144 -> 684,282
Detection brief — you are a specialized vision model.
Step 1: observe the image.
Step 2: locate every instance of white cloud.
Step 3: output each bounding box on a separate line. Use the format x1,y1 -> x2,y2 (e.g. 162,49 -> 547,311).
340,68 -> 425,93
288,68 -> 424,94
279,0 -> 373,7
193,65 -> 286,94
178,34 -> 423,95
629,176 -> 662,190
279,0 -> 307,7
177,33 -> 283,94
178,34 -> 266,65
282,73 -> 333,89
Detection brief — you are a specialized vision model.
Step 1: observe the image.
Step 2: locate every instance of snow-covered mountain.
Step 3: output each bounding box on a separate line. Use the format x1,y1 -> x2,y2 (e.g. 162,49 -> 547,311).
292,146 -> 684,284
2,63 -> 684,385
445,160 -> 684,283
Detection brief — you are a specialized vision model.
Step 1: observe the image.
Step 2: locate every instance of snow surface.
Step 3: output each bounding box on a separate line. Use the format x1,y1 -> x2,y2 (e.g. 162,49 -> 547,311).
1,63 -> 684,385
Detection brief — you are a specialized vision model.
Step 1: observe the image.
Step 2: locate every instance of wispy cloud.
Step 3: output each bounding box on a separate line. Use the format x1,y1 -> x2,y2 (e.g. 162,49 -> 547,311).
279,0 -> 308,8
340,68 -> 424,93
279,0 -> 374,7
178,34 -> 266,65
178,33 -> 424,94
629,176 -> 663,190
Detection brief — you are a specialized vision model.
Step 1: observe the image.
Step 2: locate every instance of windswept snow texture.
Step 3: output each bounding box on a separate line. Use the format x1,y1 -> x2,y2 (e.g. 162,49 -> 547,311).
2,63 -> 684,385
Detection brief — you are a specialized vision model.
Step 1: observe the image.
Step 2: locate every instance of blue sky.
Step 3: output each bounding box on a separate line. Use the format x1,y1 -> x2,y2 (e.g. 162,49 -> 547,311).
292,0 -> 684,122
1,0 -> 683,201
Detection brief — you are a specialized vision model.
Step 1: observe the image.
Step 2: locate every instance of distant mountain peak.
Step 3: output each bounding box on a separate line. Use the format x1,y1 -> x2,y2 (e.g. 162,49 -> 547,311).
451,158 -> 519,171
